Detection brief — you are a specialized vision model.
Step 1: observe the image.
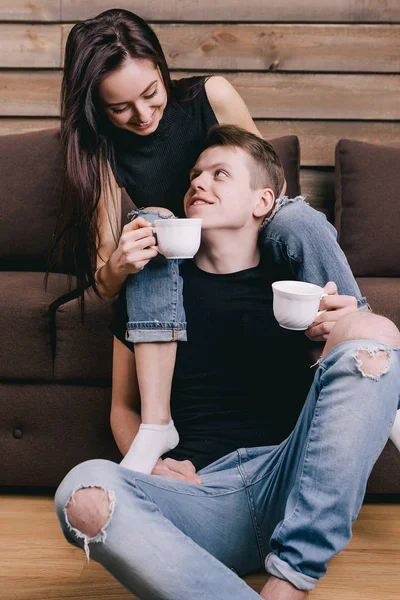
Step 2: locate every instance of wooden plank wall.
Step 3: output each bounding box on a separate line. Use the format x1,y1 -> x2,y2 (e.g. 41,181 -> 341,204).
1,1 -> 399,219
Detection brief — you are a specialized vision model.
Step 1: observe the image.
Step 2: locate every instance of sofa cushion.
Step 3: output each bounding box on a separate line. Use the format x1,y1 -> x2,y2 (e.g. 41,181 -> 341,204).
356,277 -> 400,329
0,127 -> 135,273
0,271 -> 116,382
52,286 -> 115,382
0,272 -> 75,380
335,139 -> 400,276
367,440 -> 400,495
0,128 -> 63,272
268,136 -> 300,200
0,382 -> 121,486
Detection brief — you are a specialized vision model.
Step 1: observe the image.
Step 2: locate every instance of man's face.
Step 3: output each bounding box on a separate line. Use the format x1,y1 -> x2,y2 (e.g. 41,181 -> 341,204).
184,145 -> 262,230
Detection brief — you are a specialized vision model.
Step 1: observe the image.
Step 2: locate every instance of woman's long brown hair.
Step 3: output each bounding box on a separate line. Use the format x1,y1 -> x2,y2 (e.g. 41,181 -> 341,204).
45,9 -> 173,322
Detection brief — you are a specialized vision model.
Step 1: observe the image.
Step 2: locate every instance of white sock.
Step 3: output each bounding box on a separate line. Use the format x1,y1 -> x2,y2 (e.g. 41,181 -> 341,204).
120,420 -> 179,474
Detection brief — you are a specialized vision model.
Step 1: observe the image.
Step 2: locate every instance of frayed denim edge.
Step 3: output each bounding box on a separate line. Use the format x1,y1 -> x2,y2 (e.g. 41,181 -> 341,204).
63,484 -> 116,562
261,195 -> 306,229
127,208 -> 176,222
354,346 -> 392,381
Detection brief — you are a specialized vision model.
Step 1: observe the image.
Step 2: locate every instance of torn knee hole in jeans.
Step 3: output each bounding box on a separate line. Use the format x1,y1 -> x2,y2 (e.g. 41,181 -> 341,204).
64,485 -> 116,562
354,347 -> 391,380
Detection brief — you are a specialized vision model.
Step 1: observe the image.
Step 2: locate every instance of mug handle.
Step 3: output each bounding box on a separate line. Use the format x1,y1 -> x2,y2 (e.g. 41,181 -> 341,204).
150,227 -> 160,254
316,292 -> 329,318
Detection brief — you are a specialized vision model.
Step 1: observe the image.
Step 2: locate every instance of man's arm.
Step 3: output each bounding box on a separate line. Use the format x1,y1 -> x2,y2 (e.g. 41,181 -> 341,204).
305,281 -> 359,343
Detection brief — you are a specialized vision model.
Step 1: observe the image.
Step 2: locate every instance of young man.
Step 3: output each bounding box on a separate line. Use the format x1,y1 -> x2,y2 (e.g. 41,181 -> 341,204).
55,126 -> 400,600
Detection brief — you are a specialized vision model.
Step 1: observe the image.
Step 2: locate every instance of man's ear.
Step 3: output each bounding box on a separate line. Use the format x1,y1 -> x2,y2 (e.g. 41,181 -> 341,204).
253,188 -> 275,218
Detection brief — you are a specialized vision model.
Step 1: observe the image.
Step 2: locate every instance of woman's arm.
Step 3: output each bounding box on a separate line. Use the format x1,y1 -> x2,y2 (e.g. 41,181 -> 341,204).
205,76 -> 286,196
95,162 -> 125,299
95,162 -> 158,299
205,76 -> 263,137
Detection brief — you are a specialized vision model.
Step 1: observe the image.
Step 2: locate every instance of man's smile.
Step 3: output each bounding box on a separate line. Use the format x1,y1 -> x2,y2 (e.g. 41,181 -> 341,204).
189,195 -> 214,207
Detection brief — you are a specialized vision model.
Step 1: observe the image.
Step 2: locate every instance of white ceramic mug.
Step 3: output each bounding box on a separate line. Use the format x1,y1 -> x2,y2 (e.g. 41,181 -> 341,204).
272,281 -> 328,330
153,218 -> 202,259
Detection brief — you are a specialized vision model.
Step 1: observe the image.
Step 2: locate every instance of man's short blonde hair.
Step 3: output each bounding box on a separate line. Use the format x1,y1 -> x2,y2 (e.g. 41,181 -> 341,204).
203,124 -> 285,197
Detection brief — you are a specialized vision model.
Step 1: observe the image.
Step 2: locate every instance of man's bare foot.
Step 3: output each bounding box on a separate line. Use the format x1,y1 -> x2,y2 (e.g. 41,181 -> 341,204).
260,576 -> 308,600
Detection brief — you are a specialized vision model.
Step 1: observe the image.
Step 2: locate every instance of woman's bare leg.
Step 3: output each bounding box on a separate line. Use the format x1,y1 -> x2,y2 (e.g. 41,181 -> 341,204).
120,341 -> 179,472
127,205 -> 180,425
112,337 -> 179,473
118,206 -> 181,472
134,341 -> 177,424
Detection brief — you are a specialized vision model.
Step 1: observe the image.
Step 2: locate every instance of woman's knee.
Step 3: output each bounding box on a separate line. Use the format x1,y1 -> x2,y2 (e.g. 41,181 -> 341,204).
262,196 -> 311,232
260,197 -> 331,261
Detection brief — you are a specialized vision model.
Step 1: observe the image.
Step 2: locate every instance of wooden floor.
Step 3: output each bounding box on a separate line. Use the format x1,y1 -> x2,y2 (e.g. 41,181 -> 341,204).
1,495 -> 399,600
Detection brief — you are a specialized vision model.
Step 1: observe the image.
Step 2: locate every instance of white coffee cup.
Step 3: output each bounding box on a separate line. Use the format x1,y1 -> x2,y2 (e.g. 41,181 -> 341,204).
272,281 -> 328,330
153,218 -> 202,259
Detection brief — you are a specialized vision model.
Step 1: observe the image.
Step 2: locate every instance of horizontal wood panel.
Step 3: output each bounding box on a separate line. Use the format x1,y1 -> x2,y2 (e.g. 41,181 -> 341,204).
61,1 -> 400,23
0,25 -> 61,68
0,0 -> 400,23
4,22 -> 393,74
0,72 -> 62,117
2,0 -> 399,22
61,23 -> 400,73
0,1 -> 60,22
229,72 -> 400,120
0,119 -> 59,136
2,119 -> 399,167
257,121 -> 400,166
1,71 -> 399,120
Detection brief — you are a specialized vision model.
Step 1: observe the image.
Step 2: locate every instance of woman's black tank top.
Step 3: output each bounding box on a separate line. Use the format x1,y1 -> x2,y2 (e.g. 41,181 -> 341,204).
110,76 -> 218,217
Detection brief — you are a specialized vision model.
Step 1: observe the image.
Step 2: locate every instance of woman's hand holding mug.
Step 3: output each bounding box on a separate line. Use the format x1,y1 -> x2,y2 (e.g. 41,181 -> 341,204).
112,216 -> 158,275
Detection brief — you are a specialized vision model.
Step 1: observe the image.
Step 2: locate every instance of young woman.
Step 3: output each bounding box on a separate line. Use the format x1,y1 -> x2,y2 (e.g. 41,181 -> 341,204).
49,8 -> 367,478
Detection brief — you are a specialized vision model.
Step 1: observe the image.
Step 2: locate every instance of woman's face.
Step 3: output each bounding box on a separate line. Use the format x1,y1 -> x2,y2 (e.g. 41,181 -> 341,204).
98,57 -> 168,136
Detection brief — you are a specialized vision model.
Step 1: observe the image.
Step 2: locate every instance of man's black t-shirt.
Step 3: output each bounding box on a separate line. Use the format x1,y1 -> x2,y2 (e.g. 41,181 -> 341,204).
162,260 -> 314,470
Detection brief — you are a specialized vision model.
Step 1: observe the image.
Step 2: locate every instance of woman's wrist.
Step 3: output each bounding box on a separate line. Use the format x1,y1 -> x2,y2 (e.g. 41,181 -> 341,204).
96,251 -> 127,298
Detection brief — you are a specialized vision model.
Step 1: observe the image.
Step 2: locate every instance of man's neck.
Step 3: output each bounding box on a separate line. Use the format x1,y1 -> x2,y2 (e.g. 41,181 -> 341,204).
194,228 -> 260,274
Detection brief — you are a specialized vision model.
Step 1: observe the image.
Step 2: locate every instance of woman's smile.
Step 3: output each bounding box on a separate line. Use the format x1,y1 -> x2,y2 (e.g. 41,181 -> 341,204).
129,110 -> 156,130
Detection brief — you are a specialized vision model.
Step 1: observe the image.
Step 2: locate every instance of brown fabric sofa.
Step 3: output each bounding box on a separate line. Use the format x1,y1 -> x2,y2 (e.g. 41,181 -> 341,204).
0,129 -> 399,493
334,139 -> 400,495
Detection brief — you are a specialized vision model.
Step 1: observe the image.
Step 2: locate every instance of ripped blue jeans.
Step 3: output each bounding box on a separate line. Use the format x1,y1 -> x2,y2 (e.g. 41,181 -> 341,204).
55,340 -> 400,598
123,197 -> 369,344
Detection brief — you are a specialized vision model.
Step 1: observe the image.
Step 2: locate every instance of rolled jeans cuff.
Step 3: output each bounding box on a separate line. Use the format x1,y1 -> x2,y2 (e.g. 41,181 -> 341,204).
125,322 -> 187,343
265,552 -> 318,592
